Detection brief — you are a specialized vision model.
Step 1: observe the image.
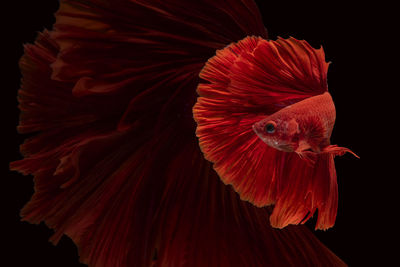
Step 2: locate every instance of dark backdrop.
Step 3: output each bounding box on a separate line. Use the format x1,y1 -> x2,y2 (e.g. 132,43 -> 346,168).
4,1 -> 390,266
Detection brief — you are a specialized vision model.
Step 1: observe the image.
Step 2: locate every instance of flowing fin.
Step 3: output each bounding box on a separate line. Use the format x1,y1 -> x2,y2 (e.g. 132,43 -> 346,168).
11,0 -> 346,266
270,153 -> 339,230
11,35 -> 345,264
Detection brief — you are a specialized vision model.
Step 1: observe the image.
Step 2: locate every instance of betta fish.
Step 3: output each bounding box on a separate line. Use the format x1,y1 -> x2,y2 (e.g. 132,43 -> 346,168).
11,0 -> 356,266
194,36 -> 358,230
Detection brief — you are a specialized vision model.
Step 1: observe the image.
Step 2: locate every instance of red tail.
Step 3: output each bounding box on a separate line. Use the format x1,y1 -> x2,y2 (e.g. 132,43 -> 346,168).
11,0 -> 346,266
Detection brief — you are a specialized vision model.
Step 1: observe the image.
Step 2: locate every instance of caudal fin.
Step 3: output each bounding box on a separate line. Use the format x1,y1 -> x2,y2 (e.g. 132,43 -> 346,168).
11,0 -> 346,266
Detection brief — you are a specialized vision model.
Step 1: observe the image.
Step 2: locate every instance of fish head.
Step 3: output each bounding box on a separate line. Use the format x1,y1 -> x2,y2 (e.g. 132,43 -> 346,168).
252,114 -> 300,152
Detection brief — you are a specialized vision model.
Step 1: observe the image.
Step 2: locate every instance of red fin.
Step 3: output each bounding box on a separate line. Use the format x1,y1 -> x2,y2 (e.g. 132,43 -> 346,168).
270,153 -> 338,230
11,0 -> 346,266
323,145 -> 360,158
196,36 -> 329,113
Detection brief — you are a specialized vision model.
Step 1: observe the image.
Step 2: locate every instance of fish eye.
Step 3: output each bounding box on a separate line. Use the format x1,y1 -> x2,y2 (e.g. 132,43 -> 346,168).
265,122 -> 276,134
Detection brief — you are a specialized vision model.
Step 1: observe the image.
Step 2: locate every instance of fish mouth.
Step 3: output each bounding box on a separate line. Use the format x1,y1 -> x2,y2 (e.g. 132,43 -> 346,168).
252,124 -> 269,143
252,124 -> 262,138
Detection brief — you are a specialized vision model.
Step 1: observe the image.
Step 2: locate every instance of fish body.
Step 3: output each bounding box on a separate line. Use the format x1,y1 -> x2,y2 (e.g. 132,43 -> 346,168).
253,92 -> 357,163
253,92 -> 335,153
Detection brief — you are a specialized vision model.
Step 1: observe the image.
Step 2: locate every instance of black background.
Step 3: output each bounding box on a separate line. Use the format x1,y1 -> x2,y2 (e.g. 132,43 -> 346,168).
4,1 -> 392,266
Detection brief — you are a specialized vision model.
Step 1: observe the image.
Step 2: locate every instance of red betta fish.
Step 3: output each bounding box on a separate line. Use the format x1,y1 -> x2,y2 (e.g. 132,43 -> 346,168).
11,0 -> 354,266
194,36 -> 357,230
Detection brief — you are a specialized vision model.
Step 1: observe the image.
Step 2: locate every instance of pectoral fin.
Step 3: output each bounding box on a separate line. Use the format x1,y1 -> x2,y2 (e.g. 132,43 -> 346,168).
322,145 -> 359,158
